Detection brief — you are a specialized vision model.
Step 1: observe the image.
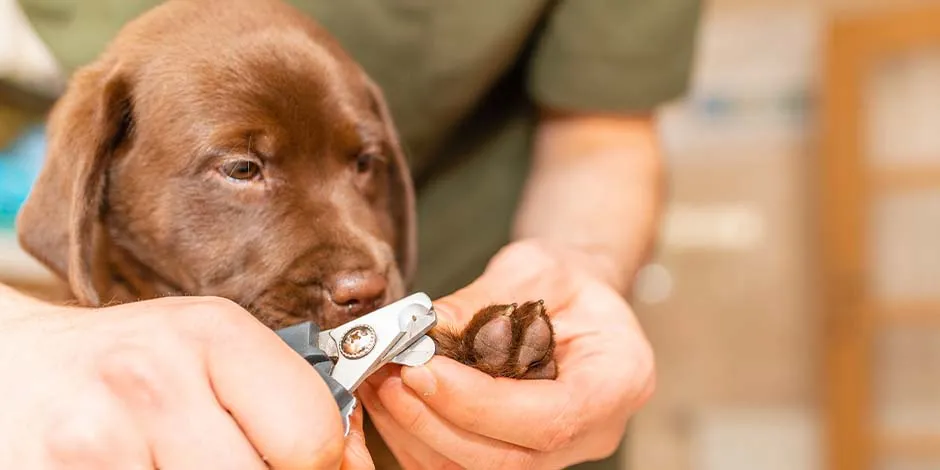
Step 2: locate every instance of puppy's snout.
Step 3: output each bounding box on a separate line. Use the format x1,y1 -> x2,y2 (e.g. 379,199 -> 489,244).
327,270 -> 388,317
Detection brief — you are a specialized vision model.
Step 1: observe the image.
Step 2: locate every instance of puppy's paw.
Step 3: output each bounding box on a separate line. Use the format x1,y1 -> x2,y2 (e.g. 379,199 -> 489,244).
429,300 -> 557,380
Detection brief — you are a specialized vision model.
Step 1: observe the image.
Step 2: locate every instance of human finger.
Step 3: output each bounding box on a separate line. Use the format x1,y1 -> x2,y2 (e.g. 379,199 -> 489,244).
94,342 -> 267,470
434,269 -> 574,327
357,381 -> 456,470
37,382 -> 153,470
341,405 -> 374,470
183,298 -> 346,469
397,357 -> 579,453
369,372 -> 538,470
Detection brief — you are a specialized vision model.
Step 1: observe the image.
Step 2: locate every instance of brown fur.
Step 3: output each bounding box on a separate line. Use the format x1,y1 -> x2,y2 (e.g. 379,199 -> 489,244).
432,300 -> 557,380
17,0 -> 556,465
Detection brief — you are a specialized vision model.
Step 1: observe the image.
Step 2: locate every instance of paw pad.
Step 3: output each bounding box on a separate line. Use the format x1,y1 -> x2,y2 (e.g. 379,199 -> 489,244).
462,300 -> 557,379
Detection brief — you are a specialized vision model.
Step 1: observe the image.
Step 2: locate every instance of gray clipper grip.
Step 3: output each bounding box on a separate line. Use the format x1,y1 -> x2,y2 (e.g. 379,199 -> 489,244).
275,321 -> 357,433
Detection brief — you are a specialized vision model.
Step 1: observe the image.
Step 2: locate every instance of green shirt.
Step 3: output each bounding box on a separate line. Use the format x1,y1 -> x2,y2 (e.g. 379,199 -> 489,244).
18,2 -> 700,467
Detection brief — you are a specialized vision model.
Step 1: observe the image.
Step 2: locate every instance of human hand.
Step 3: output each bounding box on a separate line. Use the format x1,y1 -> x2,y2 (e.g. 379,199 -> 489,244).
357,240 -> 656,469
0,284 -> 374,470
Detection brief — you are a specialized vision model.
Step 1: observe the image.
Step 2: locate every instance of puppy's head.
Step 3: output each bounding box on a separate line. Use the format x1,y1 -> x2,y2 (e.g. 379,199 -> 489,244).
16,0 -> 417,329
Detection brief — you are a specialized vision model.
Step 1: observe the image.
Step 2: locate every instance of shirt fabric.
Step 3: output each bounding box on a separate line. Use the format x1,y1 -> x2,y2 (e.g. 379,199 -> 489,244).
17,1 -> 701,467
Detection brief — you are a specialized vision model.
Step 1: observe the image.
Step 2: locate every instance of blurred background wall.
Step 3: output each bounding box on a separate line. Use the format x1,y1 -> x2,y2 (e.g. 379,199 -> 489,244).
2,1 -> 940,469
0,0 -> 64,299
627,0 -> 940,469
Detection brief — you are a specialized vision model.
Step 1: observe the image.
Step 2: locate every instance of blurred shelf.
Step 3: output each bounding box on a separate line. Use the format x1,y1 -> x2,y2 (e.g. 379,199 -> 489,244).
874,300 -> 940,327
870,166 -> 940,192
878,433 -> 940,459
0,79 -> 55,114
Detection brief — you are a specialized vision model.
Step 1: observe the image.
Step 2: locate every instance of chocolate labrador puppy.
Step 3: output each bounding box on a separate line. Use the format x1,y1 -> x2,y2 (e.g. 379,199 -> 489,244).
17,0 -> 555,389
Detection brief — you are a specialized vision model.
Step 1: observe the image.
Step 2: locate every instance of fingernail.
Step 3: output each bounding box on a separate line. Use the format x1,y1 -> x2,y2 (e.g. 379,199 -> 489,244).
401,365 -> 437,397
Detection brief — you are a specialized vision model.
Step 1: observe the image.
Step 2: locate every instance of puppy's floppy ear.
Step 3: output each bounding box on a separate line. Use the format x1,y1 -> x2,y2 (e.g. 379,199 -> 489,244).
16,59 -> 132,306
363,77 -> 417,286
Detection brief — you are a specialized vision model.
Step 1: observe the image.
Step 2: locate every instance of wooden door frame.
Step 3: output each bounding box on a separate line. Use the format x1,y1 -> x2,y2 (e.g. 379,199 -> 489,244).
821,5 -> 940,470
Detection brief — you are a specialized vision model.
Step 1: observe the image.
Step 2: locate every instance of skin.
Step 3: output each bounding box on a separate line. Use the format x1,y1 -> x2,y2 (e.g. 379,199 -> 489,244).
516,110 -> 664,294
359,112 -> 663,469
0,283 -> 373,470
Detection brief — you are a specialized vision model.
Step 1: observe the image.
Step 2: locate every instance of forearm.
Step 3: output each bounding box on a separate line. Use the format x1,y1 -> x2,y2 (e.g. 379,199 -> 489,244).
512,110 -> 665,294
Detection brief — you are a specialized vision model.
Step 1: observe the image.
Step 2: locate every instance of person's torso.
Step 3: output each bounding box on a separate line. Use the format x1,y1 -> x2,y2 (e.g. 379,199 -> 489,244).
288,0 -> 550,176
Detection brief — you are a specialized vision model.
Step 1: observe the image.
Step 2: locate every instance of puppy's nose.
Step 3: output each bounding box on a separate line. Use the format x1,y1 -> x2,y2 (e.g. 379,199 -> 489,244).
327,271 -> 388,317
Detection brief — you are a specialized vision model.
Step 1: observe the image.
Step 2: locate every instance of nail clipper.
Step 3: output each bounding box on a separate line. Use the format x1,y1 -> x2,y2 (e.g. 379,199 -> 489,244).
274,292 -> 438,435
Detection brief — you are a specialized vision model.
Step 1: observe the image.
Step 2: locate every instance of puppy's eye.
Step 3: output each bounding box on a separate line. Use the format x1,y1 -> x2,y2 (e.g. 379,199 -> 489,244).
356,153 -> 376,173
220,159 -> 262,181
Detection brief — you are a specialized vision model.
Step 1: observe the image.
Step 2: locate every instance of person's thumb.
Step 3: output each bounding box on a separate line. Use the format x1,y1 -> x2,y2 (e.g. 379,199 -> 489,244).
431,242 -> 578,326
340,405 -> 374,470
